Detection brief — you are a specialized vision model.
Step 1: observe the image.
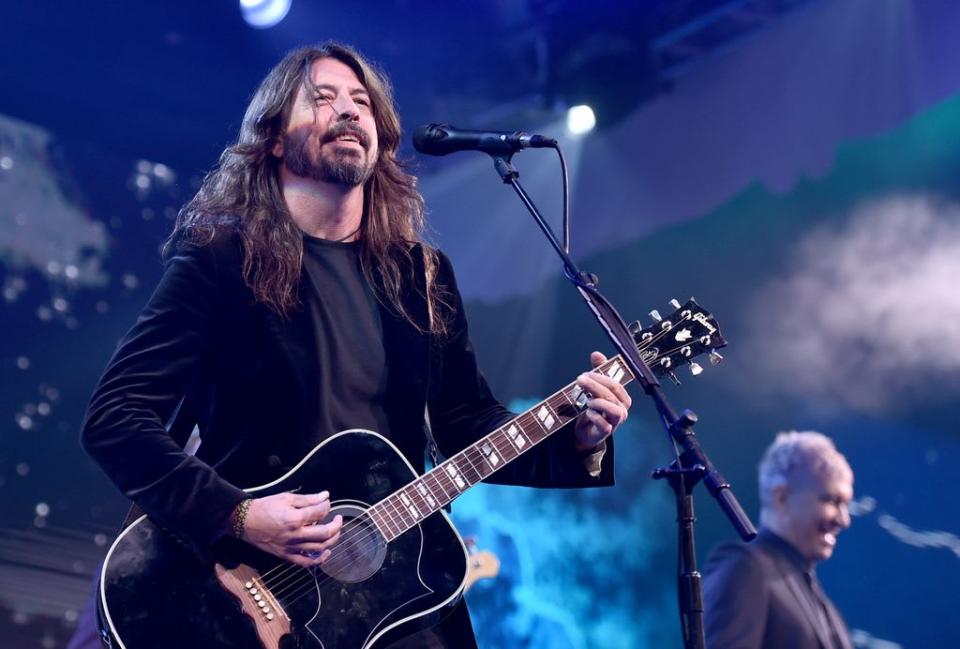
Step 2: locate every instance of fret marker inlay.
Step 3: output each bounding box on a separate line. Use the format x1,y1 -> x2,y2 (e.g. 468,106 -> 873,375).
480,442 -> 500,466
399,493 -> 421,519
536,405 -> 556,430
445,464 -> 466,489
417,482 -> 437,508
506,424 -> 527,449
605,362 -> 625,383
569,385 -> 589,410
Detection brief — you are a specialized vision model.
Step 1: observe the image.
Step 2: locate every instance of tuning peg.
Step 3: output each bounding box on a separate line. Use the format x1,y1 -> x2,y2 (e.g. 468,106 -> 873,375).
649,309 -> 662,323
709,350 -> 723,365
666,371 -> 681,386
689,362 -> 703,376
669,298 -> 681,310
659,357 -> 672,369
628,320 -> 643,334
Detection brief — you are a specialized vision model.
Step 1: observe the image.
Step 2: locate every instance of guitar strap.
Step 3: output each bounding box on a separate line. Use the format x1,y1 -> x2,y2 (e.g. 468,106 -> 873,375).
421,250 -> 454,513
423,405 -> 441,469
422,254 -> 444,475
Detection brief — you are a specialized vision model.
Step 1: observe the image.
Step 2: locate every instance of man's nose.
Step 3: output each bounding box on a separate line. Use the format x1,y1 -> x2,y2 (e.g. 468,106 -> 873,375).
329,94 -> 359,120
838,503 -> 851,529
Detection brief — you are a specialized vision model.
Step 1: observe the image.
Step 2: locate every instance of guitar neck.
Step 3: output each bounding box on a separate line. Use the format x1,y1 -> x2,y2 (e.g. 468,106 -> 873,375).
367,355 -> 634,542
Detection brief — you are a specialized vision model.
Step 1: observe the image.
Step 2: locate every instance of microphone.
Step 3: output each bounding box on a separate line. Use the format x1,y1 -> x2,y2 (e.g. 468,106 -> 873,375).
412,123 -> 557,156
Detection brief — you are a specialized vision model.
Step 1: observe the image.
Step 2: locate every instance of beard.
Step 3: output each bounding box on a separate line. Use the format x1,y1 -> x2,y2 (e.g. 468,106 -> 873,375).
282,123 -> 375,187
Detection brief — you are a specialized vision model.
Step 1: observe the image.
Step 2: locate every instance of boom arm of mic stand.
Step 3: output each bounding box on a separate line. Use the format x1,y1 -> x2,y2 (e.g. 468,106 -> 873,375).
491,153 -> 756,542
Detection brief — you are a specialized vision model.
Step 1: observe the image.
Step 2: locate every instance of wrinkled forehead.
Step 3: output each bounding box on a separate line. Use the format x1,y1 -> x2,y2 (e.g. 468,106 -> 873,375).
305,57 -> 368,95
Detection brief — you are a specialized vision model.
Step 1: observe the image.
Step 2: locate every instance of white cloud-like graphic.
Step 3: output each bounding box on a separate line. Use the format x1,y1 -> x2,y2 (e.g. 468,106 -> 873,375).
744,195 -> 960,414
0,114 -> 108,289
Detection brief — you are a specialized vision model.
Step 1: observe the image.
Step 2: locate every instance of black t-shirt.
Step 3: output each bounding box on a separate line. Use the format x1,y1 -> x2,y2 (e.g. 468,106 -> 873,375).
301,235 -> 392,440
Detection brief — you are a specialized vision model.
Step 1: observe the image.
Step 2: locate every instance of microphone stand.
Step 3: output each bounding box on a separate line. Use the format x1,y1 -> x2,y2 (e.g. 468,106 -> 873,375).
489,153 -> 757,649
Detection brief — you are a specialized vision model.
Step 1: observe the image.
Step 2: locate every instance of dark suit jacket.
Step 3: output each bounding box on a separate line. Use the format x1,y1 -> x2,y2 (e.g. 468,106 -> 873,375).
702,529 -> 852,649
80,226 -> 614,646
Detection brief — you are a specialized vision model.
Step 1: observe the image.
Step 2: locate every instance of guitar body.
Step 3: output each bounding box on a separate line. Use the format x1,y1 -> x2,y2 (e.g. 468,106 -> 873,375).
98,430 -> 469,649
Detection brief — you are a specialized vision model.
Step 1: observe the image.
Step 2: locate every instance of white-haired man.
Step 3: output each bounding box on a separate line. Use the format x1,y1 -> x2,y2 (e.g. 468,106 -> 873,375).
703,431 -> 854,649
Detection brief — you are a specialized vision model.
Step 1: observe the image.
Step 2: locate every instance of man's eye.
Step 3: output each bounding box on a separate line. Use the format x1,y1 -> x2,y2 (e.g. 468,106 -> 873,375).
355,98 -> 370,107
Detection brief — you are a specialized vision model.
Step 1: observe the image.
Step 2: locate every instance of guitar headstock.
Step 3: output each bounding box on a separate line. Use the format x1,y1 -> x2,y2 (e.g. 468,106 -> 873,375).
630,298 -> 726,381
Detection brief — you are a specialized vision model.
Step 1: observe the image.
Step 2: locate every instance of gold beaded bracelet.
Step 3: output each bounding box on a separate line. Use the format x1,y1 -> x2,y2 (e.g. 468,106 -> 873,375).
232,499 -> 252,540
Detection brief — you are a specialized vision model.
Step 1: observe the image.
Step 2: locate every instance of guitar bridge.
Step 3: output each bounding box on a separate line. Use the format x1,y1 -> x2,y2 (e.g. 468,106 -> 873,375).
215,562 -> 291,649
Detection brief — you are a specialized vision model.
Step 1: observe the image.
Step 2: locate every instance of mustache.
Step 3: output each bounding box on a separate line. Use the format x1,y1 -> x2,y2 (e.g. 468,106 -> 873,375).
323,122 -> 370,150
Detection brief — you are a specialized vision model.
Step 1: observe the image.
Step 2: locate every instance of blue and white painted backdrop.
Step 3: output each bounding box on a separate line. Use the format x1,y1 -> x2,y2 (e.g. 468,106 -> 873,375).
426,2 -> 960,647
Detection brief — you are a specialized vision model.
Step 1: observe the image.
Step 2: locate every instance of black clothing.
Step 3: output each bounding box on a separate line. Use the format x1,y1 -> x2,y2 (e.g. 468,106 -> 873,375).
702,528 -> 853,649
81,225 -> 614,648
301,235 -> 391,440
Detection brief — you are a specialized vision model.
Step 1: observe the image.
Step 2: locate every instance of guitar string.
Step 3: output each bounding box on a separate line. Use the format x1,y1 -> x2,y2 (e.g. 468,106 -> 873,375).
253,355 -> 622,593
270,396 -> 686,603
255,423 -> 519,592
263,404 -> 571,602
270,402 -> 588,607
255,373 -> 600,602
256,344 -> 641,597
259,309 -> 704,589
268,332 -> 708,609
264,381 -> 596,594
254,317 -> 712,605
255,317 -> 706,605
257,317 -> 705,603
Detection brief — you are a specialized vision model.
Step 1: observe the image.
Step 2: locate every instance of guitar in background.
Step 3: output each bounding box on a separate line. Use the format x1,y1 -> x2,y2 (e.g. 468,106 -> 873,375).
463,537 -> 500,593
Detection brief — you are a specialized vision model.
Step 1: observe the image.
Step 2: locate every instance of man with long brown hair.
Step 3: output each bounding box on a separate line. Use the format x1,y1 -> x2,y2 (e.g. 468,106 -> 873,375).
79,42 -> 631,648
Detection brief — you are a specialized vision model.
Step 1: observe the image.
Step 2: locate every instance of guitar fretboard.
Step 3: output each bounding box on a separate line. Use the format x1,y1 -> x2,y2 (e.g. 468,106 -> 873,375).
367,356 -> 634,542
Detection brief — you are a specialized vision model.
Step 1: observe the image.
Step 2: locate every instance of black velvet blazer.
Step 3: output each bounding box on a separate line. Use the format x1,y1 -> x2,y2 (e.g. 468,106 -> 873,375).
81,227 -> 614,556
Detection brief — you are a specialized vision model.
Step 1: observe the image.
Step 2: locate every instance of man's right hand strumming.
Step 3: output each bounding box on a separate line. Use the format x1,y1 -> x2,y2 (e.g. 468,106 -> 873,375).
231,491 -> 343,568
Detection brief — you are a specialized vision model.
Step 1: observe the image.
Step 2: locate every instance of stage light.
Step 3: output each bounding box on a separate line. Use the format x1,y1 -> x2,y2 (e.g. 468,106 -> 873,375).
566,105 -> 596,136
240,0 -> 291,29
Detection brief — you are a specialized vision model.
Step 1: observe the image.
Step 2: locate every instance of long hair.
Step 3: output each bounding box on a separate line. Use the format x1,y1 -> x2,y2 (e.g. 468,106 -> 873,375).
167,42 -> 448,335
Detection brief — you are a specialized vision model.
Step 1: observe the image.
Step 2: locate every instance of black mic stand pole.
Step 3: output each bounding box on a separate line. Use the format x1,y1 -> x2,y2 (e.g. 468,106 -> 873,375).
490,154 -> 757,649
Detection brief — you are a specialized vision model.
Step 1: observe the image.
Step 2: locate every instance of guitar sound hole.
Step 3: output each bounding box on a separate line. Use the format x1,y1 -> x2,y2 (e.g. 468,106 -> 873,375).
319,504 -> 387,584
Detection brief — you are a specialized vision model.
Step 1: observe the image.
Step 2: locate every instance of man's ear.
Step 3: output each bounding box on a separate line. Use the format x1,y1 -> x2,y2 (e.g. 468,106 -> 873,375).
771,484 -> 790,511
271,138 -> 283,158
